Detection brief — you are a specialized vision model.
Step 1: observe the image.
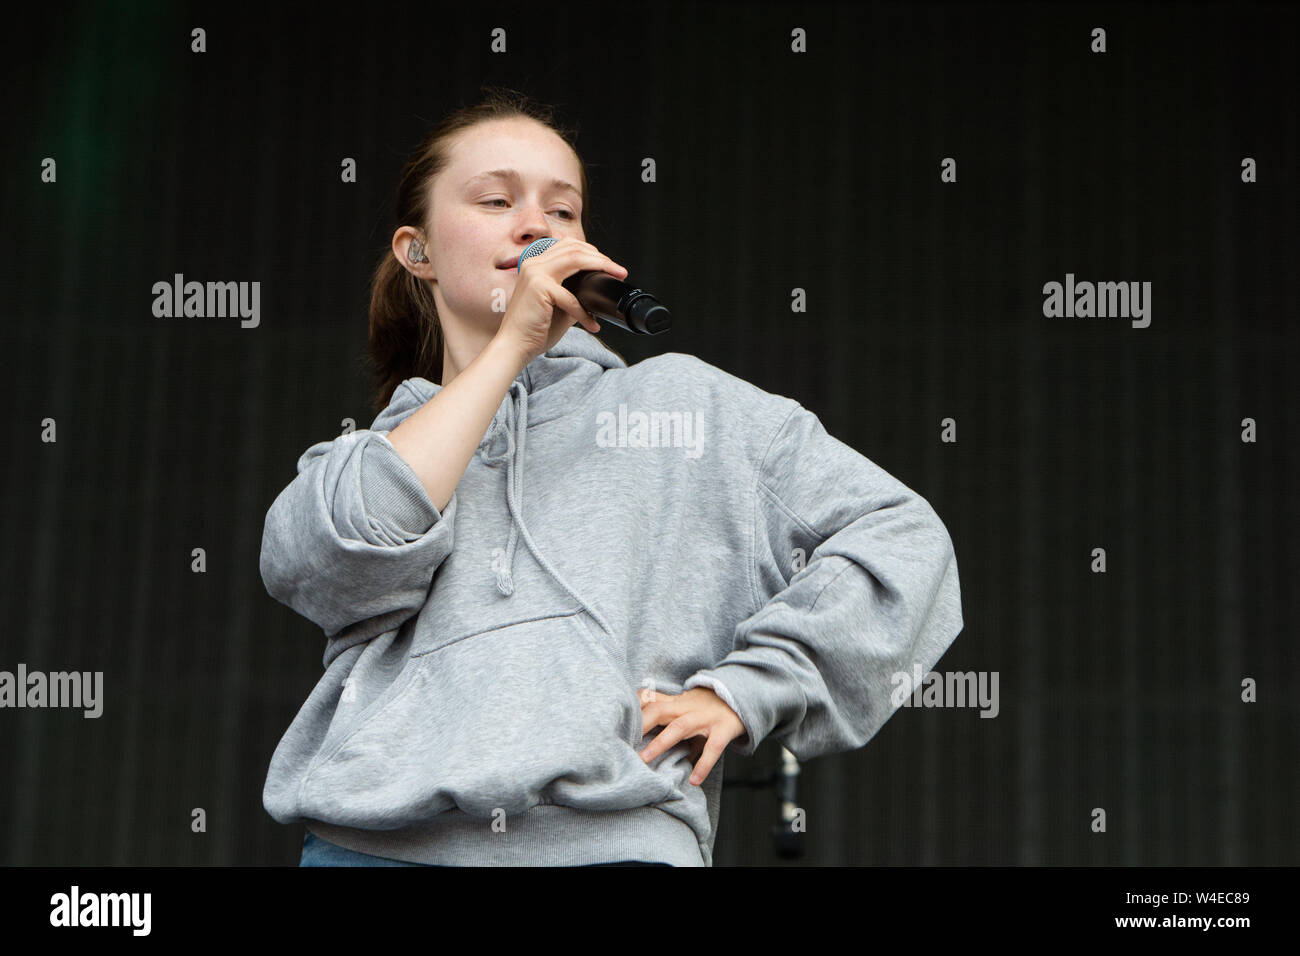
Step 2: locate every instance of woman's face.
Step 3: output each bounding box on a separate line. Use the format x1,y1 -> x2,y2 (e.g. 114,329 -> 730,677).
423,116 -> 586,332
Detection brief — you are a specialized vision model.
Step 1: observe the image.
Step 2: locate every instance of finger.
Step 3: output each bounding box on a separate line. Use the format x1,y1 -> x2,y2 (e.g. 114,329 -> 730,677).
553,237 -> 623,274
554,284 -> 596,333
638,720 -> 688,764
689,734 -> 727,786
558,237 -> 620,271
525,242 -> 621,278
639,716 -> 702,764
639,730 -> 672,764
639,697 -> 673,737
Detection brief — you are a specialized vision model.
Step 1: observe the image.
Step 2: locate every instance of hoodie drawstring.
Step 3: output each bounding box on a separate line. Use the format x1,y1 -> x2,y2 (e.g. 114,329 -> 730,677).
480,380 -> 528,595
478,379 -> 615,642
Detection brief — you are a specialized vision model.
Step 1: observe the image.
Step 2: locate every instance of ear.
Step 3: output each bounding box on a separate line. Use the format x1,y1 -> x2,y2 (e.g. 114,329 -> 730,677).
394,227 -> 433,279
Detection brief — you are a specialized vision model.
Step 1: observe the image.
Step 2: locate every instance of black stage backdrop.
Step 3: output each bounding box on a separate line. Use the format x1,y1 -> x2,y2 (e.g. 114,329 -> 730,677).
0,0 -> 1295,866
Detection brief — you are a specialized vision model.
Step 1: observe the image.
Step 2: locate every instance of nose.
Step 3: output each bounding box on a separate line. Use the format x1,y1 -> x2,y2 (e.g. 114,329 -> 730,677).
513,200 -> 553,245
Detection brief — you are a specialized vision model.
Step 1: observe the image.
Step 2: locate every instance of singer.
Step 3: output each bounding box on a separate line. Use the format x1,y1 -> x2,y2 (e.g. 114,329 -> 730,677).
259,87 -> 964,867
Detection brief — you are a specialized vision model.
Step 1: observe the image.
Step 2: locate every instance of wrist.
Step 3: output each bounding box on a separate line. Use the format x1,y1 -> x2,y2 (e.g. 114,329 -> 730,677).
485,332 -> 530,377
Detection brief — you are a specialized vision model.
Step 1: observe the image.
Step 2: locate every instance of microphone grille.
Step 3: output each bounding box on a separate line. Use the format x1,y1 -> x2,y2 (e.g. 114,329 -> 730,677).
517,237 -> 559,271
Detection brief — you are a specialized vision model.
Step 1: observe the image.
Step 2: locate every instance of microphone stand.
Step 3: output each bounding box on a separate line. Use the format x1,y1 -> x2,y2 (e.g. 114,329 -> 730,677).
723,746 -> 805,859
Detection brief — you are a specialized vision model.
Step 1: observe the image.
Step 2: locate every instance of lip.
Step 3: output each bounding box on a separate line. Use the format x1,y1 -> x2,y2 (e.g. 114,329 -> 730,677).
497,258 -> 519,270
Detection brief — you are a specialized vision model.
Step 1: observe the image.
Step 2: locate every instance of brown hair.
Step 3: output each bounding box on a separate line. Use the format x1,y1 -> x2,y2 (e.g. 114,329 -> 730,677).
366,86 -> 625,414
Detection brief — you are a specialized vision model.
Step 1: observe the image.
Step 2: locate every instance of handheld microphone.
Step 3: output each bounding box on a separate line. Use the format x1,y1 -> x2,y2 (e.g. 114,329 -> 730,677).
518,238 -> 671,335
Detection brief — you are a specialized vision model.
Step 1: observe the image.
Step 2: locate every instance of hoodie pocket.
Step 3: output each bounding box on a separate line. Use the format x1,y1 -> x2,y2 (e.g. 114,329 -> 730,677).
296,610 -> 680,828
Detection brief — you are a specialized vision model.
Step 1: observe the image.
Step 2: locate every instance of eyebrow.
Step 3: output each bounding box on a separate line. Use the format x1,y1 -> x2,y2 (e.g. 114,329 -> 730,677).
463,168 -> 582,200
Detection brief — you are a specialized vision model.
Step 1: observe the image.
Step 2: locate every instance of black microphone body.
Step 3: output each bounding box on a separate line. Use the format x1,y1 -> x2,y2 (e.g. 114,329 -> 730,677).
561,271 -> 671,335
518,238 -> 672,335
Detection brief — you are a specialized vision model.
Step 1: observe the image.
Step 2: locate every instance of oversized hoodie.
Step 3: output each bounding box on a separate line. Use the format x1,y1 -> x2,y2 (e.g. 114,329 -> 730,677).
260,326 -> 964,866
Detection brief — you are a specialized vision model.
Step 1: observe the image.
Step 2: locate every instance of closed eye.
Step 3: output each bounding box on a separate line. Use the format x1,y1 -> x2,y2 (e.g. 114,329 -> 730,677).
480,199 -> 575,220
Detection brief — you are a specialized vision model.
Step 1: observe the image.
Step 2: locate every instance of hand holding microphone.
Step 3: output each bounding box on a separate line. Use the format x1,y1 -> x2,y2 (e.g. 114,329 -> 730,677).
517,238 -> 672,336
494,237 -> 627,367
495,237 -> 673,368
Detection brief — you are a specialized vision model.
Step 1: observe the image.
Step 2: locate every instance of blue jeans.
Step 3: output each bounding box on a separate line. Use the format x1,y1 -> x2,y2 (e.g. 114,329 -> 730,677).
298,830 -> 671,866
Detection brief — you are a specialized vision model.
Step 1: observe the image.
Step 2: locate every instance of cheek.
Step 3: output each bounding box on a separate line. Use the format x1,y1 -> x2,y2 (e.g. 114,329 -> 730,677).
433,213 -> 484,265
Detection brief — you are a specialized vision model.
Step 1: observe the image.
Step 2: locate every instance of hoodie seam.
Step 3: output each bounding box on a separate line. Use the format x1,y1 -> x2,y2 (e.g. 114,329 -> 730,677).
755,480 -> 821,540
808,559 -> 854,612
296,659 -> 426,803
746,403 -> 802,618
390,381 -> 421,413
410,607 -> 586,659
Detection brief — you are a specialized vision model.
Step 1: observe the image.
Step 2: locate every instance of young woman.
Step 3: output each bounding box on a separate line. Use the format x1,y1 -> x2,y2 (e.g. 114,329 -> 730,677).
260,88 -> 964,867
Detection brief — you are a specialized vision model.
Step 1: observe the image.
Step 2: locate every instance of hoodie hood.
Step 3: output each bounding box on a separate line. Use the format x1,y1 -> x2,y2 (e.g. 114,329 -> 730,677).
372,325 -> 626,598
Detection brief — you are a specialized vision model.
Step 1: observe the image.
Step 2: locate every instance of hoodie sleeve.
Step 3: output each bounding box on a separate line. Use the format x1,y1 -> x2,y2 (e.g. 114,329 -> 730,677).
259,427 -> 456,663
683,403 -> 963,760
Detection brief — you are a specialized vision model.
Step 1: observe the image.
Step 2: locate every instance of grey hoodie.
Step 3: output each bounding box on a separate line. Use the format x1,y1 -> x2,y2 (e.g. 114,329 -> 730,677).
260,326 -> 963,866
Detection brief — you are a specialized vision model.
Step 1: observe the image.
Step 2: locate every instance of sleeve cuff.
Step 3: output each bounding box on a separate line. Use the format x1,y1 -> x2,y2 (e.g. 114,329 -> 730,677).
360,432 -> 441,536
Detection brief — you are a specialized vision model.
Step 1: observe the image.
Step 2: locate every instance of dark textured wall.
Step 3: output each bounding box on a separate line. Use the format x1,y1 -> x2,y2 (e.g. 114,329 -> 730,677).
1,0 -> 1295,865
